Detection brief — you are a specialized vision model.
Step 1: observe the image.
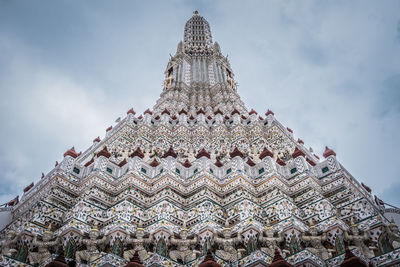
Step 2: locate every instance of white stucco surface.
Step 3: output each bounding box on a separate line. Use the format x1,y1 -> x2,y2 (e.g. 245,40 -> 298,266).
0,209 -> 11,231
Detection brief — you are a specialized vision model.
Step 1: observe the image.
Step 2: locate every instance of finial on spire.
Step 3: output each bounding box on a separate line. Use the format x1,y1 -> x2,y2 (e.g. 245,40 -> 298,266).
194,10 -> 199,15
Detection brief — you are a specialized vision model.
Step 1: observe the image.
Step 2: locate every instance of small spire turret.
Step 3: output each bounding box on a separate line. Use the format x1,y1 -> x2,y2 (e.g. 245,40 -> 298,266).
184,11 -> 213,54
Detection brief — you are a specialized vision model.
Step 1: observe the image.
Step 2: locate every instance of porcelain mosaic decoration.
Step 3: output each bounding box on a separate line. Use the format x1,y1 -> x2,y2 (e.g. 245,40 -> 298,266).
1,11 -> 400,267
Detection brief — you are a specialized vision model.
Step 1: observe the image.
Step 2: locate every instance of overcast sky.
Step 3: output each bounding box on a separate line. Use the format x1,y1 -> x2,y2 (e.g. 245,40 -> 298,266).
0,1 -> 399,207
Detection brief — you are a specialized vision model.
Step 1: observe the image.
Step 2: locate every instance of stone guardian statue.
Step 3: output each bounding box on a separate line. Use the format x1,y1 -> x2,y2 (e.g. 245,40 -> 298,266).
301,226 -> 330,260
214,220 -> 243,262
0,230 -> 19,258
344,224 -> 374,258
123,222 -> 153,261
386,220 -> 400,249
76,226 -> 108,263
259,226 -> 286,257
28,226 -> 60,265
169,221 -> 199,263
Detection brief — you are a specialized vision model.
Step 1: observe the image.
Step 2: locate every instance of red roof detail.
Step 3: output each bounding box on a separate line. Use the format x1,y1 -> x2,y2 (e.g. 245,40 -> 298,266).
124,251 -> 144,267
127,108 -> 136,115
149,158 -> 160,167
171,115 -> 177,120
23,182 -> 34,193
97,146 -> 111,158
231,109 -> 240,115
7,196 -> 19,206
93,136 -> 101,143
162,147 -> 177,158
286,127 -> 293,133
214,109 -> 223,115
137,115 -> 143,119
55,161 -> 58,167
276,158 -> 286,166
265,109 -> 275,116
306,157 -> 316,166
340,247 -> 367,267
230,147 -> 244,158
118,159 -> 127,167
249,109 -> 257,115
246,158 -> 256,167
259,147 -> 273,159
179,109 -> 187,115
207,115 -> 212,120
297,138 -> 304,144
196,148 -> 211,159
361,183 -> 372,193
269,249 -> 293,267
375,195 -> 385,206
215,159 -> 224,167
224,115 -> 230,120
189,115 -> 195,120
241,115 -> 247,120
143,109 -> 153,115
161,109 -> 170,115
64,147 -> 79,158
197,108 -> 205,115
84,158 -> 94,167
129,147 -> 144,159
292,147 -> 306,158
199,250 -> 222,267
259,116 -> 264,120
313,154 -> 320,160
106,126 -> 112,132
323,146 -> 336,158
154,115 -> 160,120
41,173 -> 45,179
182,159 -> 192,168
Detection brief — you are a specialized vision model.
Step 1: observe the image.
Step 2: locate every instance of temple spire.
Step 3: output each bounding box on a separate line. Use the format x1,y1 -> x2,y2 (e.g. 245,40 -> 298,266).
153,11 -> 247,116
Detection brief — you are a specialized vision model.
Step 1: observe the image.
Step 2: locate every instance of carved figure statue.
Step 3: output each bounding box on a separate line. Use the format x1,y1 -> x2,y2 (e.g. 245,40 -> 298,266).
301,226 -> 330,260
169,222 -> 199,263
214,220 -> 243,262
124,223 -> 153,261
76,226 -> 108,263
259,226 -> 285,257
344,224 -> 374,258
28,227 -> 60,265
0,230 -> 19,257
386,220 -> 400,249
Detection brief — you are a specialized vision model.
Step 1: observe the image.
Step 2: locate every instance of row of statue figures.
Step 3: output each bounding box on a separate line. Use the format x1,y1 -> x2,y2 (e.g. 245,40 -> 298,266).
1,220 -> 400,266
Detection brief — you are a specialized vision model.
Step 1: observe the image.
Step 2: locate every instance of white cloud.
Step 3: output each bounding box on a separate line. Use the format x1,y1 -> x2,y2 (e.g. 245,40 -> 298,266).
0,38 -> 119,204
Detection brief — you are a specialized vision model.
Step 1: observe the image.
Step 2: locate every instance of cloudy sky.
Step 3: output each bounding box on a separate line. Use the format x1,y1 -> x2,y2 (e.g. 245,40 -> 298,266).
0,1 -> 399,207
